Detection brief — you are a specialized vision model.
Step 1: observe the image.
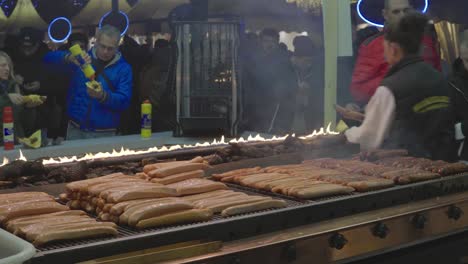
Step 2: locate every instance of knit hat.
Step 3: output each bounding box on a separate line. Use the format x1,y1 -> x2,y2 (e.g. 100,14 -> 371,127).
292,36 -> 315,57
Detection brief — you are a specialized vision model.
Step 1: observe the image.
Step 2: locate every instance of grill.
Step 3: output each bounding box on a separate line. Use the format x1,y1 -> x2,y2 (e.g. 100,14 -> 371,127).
29,172 -> 468,264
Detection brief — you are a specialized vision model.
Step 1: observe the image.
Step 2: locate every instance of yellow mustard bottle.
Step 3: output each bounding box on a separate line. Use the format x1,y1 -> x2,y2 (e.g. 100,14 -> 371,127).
69,44 -> 96,79
141,100 -> 152,138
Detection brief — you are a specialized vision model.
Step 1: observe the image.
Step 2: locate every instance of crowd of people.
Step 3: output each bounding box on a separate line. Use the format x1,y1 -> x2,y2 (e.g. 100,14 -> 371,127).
0,24 -> 175,146
241,29 -> 324,135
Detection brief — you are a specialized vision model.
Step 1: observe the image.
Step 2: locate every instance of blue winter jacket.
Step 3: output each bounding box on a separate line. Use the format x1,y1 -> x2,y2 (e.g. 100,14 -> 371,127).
43,49 -> 132,131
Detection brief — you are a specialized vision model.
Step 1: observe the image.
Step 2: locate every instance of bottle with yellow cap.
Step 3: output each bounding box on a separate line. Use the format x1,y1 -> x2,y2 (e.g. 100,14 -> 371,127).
69,44 -> 96,80
141,100 -> 152,138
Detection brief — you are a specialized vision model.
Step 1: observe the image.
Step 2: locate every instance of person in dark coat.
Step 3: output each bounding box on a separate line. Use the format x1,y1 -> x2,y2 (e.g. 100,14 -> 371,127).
449,32 -> 468,161
290,36 -> 324,134
244,28 -> 296,134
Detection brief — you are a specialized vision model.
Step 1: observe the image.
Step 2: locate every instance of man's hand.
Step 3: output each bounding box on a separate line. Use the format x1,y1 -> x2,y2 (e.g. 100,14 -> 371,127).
86,81 -> 104,100
345,103 -> 362,112
335,104 -> 365,122
67,52 -> 92,66
23,81 -> 40,92
8,93 -> 24,105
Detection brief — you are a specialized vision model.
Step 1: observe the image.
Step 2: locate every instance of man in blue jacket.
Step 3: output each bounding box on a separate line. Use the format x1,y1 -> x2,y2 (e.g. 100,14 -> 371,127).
44,25 -> 132,140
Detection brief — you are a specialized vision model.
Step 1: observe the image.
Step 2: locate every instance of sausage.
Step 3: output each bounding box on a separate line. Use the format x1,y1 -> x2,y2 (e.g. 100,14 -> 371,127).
80,201 -> 88,210
0,196 -> 55,207
259,177 -> 310,191
100,213 -> 111,222
239,173 -> 290,187
90,197 -> 98,206
346,179 -> 394,192
406,172 -> 441,183
135,172 -> 149,180
271,180 -> 319,194
0,192 -> 50,200
17,216 -> 94,237
166,179 -> 228,196
181,190 -> 233,202
102,203 -> 114,213
147,163 -> 210,178
33,224 -> 118,246
88,180 -> 148,196
26,221 -> 114,241
438,163 -> 468,176
66,173 -> 126,192
85,203 -> 96,213
110,214 -> 119,224
193,193 -> 249,208
221,200 -> 287,217
99,183 -> 156,200
107,186 -> 177,203
143,157 -> 205,174
151,170 -> 205,185
110,198 -> 166,216
127,200 -> 194,226
0,202 -> 69,224
211,167 -> 262,180
5,211 -> 86,232
96,198 -> 106,209
143,161 -> 191,174
118,198 -> 183,225
136,209 -> 213,229
207,197 -> 272,213
190,156 -> 205,163
291,184 -> 354,199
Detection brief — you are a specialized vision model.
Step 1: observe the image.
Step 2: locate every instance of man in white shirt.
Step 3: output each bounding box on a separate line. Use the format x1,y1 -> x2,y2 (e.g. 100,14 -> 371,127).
345,12 -> 456,161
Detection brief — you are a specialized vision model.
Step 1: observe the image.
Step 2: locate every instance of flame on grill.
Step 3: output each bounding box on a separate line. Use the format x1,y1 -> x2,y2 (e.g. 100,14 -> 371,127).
0,124 -> 338,167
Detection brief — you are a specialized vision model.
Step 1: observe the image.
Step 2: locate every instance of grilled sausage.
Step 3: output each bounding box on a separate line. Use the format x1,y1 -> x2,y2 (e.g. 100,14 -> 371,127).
221,200 -> 287,217
135,209 -> 213,229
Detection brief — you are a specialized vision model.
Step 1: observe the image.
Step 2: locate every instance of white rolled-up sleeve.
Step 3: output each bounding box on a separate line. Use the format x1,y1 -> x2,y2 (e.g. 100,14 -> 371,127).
345,86 -> 396,150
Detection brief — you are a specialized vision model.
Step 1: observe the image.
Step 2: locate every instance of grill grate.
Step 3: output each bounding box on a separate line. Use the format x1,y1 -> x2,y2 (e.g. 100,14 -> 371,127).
35,187 -> 306,252
31,172 -> 468,261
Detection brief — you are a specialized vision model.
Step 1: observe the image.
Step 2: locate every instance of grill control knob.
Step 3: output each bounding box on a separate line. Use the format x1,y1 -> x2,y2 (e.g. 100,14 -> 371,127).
329,233 -> 348,250
448,205 -> 463,221
412,214 -> 427,229
372,222 -> 389,239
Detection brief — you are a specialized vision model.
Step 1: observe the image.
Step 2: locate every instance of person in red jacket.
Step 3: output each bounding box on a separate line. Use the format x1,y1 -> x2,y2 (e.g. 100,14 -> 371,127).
350,0 -> 441,105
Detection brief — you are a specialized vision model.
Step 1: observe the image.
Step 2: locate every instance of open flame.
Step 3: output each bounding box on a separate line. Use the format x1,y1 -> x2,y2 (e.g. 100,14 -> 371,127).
1,124 -> 338,167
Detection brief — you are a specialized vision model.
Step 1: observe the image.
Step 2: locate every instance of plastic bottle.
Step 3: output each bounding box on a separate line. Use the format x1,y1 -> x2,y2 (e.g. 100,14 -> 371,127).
141,100 -> 152,138
3,106 -> 14,150
69,44 -> 96,80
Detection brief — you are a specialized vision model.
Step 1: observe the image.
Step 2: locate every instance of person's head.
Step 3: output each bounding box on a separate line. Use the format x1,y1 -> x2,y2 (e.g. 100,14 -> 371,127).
291,36 -> 315,71
154,39 -> 170,49
383,12 -> 428,66
260,28 -> 279,55
383,0 -> 413,27
69,32 -> 89,51
0,51 -> 15,81
458,31 -> 468,72
95,25 -> 121,61
18,27 -> 43,56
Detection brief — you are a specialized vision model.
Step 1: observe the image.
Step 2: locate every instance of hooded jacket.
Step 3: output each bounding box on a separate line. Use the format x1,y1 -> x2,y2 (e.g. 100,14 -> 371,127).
44,48 -> 132,131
